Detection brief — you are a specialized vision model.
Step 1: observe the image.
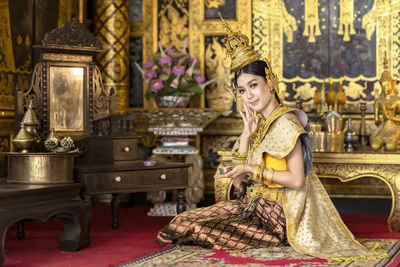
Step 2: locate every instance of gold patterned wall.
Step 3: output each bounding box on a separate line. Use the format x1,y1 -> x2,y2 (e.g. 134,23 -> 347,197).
94,0 -> 130,112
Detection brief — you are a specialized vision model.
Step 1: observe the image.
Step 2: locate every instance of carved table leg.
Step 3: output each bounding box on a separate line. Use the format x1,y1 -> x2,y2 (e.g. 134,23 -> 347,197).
17,221 -> 25,240
57,213 -> 84,251
83,195 -> 94,246
112,194 -> 120,230
176,189 -> 186,214
388,180 -> 400,232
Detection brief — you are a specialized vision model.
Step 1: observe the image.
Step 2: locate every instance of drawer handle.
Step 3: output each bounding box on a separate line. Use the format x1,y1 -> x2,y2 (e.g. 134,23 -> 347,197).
115,176 -> 122,182
160,174 -> 167,180
123,146 -> 130,152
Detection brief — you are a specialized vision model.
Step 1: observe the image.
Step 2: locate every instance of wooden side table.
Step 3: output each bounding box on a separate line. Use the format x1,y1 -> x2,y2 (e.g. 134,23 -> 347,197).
74,161 -> 191,230
0,183 -> 88,265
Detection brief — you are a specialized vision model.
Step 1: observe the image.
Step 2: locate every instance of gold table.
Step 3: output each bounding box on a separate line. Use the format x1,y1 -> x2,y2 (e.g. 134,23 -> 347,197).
313,151 -> 400,232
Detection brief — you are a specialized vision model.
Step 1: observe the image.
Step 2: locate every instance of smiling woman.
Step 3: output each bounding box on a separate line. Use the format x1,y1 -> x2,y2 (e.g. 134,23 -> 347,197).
156,14 -> 388,262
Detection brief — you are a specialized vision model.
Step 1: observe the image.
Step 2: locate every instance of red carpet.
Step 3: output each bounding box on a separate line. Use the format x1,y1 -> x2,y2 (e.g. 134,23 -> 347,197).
4,202 -> 172,267
3,202 -> 400,267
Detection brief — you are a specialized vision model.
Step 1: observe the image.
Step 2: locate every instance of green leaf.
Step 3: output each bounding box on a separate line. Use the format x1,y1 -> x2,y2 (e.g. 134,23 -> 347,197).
153,53 -> 161,60
193,69 -> 201,75
185,85 -> 202,94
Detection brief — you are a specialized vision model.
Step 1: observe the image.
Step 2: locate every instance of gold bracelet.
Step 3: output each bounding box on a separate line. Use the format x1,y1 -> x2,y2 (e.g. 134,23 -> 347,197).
264,167 -> 274,185
253,165 -> 260,182
258,165 -> 265,184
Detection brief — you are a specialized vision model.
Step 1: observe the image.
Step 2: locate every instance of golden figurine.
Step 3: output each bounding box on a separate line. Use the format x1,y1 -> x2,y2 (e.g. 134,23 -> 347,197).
371,56 -> 400,151
325,77 -> 336,112
314,79 -> 325,115
335,77 -> 347,114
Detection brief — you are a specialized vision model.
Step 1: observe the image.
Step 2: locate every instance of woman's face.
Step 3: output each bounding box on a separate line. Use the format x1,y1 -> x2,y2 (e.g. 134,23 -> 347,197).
236,72 -> 275,113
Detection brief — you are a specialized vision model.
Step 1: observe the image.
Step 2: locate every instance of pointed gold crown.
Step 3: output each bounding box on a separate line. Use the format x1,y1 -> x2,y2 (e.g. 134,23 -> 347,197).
219,12 -> 260,71
219,13 -> 279,94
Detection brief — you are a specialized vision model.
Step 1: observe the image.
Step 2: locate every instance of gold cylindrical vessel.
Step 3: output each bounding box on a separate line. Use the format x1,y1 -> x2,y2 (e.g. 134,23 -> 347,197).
4,153 -> 77,184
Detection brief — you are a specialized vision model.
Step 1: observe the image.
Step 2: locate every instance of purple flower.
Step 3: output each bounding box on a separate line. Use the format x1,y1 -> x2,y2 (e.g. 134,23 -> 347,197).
189,58 -> 196,65
143,60 -> 155,69
159,56 -> 172,65
151,79 -> 163,92
194,75 -> 205,83
166,48 -> 176,56
172,66 -> 185,75
144,69 -> 157,79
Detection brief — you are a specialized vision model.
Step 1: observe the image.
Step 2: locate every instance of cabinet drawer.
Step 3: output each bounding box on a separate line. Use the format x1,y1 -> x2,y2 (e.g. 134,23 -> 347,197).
139,169 -> 184,186
92,171 -> 137,190
113,139 -> 138,161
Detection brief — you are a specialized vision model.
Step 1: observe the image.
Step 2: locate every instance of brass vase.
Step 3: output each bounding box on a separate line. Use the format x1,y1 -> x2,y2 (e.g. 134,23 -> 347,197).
13,123 -> 35,153
21,100 -> 41,150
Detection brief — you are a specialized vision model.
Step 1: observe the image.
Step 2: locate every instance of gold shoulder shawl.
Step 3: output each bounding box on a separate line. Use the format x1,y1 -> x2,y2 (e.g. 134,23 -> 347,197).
283,171 -> 387,260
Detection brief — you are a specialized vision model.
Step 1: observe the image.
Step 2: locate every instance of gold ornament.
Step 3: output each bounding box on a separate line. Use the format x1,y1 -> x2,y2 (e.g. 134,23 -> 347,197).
219,12 -> 260,71
219,12 -> 280,97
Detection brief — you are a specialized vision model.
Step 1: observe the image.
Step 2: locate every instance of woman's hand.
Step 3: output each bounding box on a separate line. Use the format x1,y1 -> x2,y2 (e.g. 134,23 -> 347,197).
239,104 -> 259,139
214,164 -> 249,192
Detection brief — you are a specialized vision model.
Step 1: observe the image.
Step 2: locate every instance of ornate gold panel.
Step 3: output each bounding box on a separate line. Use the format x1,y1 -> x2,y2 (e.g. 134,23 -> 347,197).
253,0 -> 400,108
189,0 -> 251,108
131,0 -> 157,108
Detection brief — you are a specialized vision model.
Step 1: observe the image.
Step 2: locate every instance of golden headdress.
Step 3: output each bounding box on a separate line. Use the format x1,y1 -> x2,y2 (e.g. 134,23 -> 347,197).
379,54 -> 394,85
219,13 -> 279,94
219,13 -> 260,71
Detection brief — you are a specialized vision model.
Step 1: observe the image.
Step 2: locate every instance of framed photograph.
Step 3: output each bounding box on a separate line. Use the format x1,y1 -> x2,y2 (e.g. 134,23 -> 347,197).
49,66 -> 86,132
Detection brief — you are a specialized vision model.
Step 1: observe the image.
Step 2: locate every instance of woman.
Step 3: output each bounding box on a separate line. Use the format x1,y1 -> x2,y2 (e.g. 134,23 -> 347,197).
157,17 -> 386,261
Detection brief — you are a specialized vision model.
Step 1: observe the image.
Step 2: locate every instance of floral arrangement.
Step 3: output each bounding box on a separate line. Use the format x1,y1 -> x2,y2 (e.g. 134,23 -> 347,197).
136,42 -> 213,100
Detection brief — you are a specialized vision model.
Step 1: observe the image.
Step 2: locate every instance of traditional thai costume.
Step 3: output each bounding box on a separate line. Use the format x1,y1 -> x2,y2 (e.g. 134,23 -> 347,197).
157,14 -> 387,261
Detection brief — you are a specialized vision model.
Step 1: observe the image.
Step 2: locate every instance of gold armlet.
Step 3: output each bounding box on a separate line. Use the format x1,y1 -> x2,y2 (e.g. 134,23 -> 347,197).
264,167 -> 274,185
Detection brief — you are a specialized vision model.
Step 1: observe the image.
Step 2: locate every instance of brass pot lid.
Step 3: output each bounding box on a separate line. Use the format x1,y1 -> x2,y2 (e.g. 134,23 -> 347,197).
14,123 -> 35,141
21,100 -> 39,126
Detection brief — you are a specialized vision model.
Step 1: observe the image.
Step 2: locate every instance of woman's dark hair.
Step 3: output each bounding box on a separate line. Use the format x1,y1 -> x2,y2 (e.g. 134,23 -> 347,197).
233,60 -> 281,104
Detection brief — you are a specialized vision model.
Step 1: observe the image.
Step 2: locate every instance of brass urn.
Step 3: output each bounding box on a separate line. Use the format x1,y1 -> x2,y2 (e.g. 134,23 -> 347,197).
13,123 -> 36,153
21,100 -> 41,150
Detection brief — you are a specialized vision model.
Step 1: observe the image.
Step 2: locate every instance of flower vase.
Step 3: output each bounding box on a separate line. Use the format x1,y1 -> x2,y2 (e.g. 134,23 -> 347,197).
155,95 -> 190,108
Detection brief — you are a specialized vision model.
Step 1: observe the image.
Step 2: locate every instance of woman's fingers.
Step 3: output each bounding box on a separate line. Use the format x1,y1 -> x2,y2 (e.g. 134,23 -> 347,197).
244,104 -> 252,120
239,111 -> 246,122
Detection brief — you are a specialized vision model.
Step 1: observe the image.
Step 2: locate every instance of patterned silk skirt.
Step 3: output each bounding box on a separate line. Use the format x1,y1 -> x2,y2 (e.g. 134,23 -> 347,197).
157,197 -> 287,250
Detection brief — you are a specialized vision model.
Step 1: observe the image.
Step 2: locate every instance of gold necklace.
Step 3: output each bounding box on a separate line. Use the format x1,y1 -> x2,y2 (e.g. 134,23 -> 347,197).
251,105 -> 282,151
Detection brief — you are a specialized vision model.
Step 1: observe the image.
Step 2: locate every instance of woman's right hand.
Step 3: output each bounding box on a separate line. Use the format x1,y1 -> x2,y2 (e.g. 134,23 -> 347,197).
239,104 -> 259,139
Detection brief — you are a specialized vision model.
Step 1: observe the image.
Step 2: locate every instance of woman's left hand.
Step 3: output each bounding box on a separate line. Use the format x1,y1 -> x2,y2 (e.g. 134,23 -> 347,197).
214,164 -> 249,193
214,164 -> 248,180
